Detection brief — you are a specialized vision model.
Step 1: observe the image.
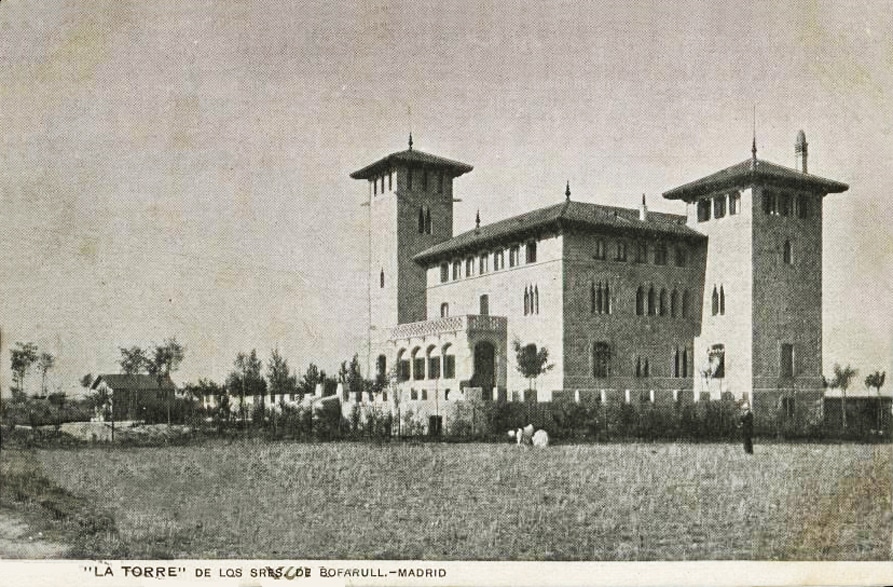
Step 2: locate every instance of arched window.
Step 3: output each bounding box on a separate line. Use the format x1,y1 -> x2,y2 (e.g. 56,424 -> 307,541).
783,240 -> 793,264
643,358 -> 650,377
603,282 -> 611,314
534,285 -> 540,314
670,289 -> 678,317
596,282 -> 603,315
647,286 -> 656,316
396,349 -> 410,382
636,286 -> 645,316
388,171 -> 392,191
418,207 -> 425,233
682,348 -> 689,378
440,263 -> 449,283
442,344 -> 456,379
452,260 -> 461,280
373,177 -> 377,196
425,208 -> 432,234
523,287 -> 530,316
411,347 -> 425,381
593,342 -> 611,378
719,286 -> 725,315
595,239 -> 606,260
682,290 -> 691,318
711,286 -> 719,316
659,288 -> 667,316
440,302 -> 449,318
479,294 -> 489,316
673,347 -> 680,378
380,269 -> 385,288
590,281 -> 596,314
426,345 -> 440,380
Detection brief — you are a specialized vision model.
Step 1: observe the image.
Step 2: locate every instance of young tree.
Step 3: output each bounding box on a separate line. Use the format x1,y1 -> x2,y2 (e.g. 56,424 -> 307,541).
512,340 -> 554,392
865,371 -> 887,433
267,349 -> 298,403
298,363 -> 322,398
227,350 -> 267,425
37,352 -> 55,398
80,373 -> 94,389
346,354 -> 364,393
10,342 -> 39,400
829,363 -> 857,431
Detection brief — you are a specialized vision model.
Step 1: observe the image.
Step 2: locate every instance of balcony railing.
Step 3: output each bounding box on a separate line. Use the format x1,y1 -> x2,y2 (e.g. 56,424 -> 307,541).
391,315 -> 507,340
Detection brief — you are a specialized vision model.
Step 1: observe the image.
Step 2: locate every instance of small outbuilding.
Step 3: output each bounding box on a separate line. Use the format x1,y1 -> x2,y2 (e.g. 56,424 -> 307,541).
91,374 -> 177,423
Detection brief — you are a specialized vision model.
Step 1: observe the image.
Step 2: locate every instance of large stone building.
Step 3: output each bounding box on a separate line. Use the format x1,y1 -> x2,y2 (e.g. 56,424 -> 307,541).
349,131 -> 847,421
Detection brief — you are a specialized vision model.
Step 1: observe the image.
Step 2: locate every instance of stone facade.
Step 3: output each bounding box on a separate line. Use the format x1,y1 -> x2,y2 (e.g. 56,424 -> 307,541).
351,132 -> 848,420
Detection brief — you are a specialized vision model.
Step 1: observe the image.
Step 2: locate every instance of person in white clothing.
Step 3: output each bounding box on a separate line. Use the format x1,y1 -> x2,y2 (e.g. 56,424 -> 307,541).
508,424 -> 548,447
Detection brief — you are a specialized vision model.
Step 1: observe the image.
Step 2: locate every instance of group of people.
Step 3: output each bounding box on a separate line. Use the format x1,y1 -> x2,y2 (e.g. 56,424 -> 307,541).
507,402 -> 755,454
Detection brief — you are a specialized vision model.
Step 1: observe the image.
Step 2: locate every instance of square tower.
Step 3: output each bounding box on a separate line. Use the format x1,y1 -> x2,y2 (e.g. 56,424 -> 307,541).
350,138 -> 473,377
663,132 -> 848,416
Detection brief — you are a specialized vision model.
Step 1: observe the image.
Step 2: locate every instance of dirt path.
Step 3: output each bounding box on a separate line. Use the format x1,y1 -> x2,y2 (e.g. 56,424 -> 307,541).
0,510 -> 68,559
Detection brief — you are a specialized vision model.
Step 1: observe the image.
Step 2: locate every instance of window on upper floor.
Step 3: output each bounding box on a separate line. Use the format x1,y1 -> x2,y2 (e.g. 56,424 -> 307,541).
493,249 -> 503,271
780,343 -> 794,379
593,342 -> 611,378
440,263 -> 449,283
452,260 -> 461,280
711,286 -> 719,316
443,346 -> 456,379
479,294 -> 489,316
380,269 -> 385,289
509,246 -> 520,267
729,191 -> 740,215
440,302 -> 449,318
713,194 -> 726,219
647,286 -> 656,316
674,246 -> 687,267
526,241 -> 537,264
388,171 -> 393,191
591,281 -> 611,315
635,286 -> 645,316
635,357 -> 650,378
783,240 -> 793,265
595,239 -> 606,260
465,257 -> 474,277
654,243 -> 668,265
635,242 -> 647,263
425,208 -> 432,234
479,252 -> 489,274
763,190 -> 777,215
779,192 -> 793,217
719,286 -> 725,315
670,289 -> 679,317
659,288 -> 667,316
697,199 -> 711,222
796,194 -> 809,219
615,241 -> 627,261
373,178 -> 377,196
418,207 -> 425,234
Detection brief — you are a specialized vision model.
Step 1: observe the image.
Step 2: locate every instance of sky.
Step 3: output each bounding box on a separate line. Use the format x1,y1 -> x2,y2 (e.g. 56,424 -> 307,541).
1,0 -> 891,395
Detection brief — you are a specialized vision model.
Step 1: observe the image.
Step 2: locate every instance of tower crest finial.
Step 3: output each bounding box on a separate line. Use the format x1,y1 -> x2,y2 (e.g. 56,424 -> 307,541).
475,209 -> 481,231
565,181 -> 571,201
751,103 -> 757,162
408,132 -> 413,151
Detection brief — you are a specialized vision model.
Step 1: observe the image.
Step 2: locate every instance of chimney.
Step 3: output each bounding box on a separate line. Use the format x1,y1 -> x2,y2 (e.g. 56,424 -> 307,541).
795,130 -> 808,174
639,193 -> 648,221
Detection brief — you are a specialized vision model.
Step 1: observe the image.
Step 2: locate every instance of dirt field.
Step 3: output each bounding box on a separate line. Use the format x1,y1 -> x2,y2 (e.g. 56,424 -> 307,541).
5,440 -> 891,560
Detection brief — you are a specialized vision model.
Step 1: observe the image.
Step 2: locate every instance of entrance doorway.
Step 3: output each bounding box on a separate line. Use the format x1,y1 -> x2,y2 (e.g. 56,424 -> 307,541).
473,341 -> 496,394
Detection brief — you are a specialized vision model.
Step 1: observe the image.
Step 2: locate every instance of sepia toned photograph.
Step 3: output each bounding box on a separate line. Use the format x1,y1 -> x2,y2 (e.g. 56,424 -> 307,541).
1,0 -> 891,579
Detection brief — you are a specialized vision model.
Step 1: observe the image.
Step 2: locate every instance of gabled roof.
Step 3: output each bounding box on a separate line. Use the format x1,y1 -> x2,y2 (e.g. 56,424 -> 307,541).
663,158 -> 849,201
91,374 -> 176,391
414,200 -> 703,265
349,148 -> 473,180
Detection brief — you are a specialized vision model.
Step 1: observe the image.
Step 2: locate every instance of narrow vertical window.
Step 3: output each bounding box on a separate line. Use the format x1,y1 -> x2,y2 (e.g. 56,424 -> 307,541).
388,171 -> 392,191
534,285 -> 540,314
593,342 -> 610,378
604,282 -> 611,314
713,194 -> 726,219
452,260 -> 460,280
380,269 -> 385,288
526,241 -> 537,263
595,239 -> 606,260
719,286 -> 725,315
418,207 -> 425,233
711,286 -> 719,316
697,199 -> 711,222
479,253 -> 488,274
440,263 -> 448,283
643,358 -> 650,378
465,257 -> 474,277
796,194 -> 808,219
670,289 -> 678,317
783,240 -> 793,264
523,287 -> 530,316
682,348 -> 689,378
659,288 -> 667,316
590,281 -> 596,314
636,242 -> 647,263
647,286 -> 656,316
440,302 -> 449,317
425,208 -> 432,234
780,343 -> 794,378
780,192 -> 792,216
596,282 -> 603,315
636,286 -> 645,316
373,178 -> 378,196
615,241 -> 627,261
479,294 -> 489,316
674,348 -> 680,378
763,190 -> 776,215
729,192 -> 740,215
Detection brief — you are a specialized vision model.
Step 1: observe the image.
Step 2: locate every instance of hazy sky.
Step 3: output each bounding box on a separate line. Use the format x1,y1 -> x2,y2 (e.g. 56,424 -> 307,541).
1,0 -> 891,394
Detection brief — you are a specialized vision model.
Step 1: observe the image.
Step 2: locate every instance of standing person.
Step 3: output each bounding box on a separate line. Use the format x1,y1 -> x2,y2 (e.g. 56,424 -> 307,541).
739,402 -> 754,454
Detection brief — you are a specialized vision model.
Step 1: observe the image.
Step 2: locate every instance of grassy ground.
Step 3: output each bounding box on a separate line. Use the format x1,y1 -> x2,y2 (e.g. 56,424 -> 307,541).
4,440 -> 891,560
